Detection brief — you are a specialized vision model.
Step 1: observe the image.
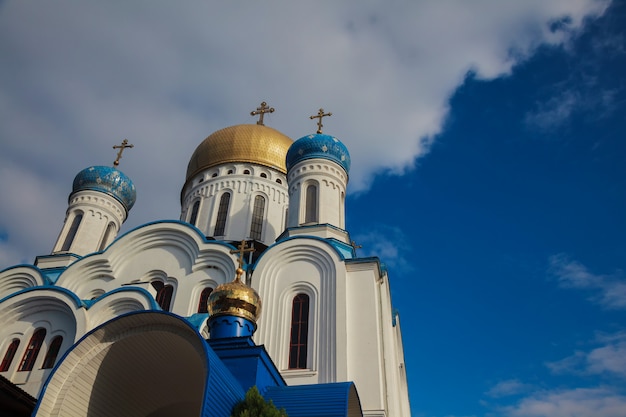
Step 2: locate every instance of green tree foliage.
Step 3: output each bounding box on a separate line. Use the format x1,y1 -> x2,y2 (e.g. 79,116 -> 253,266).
231,386 -> 288,417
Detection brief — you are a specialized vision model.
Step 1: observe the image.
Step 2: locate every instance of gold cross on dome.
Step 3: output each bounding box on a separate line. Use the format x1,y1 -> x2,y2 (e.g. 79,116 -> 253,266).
250,101 -> 275,126
310,108 -> 332,134
230,240 -> 255,280
112,139 -> 134,167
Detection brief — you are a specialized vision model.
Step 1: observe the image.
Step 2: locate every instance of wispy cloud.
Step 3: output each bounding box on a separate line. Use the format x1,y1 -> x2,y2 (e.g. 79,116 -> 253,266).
524,89 -> 581,131
486,379 -> 534,398
547,331 -> 626,378
488,330 -> 626,417
548,253 -> 626,309
353,225 -> 413,273
504,387 -> 626,417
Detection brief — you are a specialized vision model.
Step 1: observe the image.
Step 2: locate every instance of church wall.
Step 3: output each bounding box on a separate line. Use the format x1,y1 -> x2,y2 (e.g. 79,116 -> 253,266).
287,159 -> 347,229
52,190 -> 125,257
181,163 -> 288,245
252,238 -> 346,386
345,262 -> 388,415
0,290 -> 85,397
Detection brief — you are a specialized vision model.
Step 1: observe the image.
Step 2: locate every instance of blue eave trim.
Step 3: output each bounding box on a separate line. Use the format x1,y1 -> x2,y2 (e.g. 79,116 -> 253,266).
254,233 -> 349,269
0,285 -> 84,308
0,263 -> 53,284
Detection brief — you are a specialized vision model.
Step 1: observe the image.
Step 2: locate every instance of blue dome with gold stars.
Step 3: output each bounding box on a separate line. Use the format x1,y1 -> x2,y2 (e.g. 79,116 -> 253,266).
286,133 -> 351,174
71,166 -> 136,212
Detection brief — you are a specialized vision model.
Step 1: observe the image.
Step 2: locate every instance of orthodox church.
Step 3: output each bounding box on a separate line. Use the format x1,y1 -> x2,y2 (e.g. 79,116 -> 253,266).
0,103 -> 411,417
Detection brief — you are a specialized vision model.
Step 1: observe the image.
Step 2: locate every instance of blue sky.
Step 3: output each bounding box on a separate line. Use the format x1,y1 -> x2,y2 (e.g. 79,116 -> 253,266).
1,1 -> 625,416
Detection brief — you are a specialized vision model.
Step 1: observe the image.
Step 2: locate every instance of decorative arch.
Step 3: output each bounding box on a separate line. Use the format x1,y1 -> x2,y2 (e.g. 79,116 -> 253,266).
253,238 -> 343,381
0,266 -> 46,300
34,312 -> 244,417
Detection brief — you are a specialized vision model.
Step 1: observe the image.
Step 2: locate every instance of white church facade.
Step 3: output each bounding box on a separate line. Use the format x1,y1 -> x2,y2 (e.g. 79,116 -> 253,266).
0,104 -> 411,417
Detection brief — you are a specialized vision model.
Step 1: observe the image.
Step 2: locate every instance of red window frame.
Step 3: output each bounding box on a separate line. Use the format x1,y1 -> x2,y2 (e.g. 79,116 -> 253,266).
197,287 -> 213,313
288,294 -> 310,369
0,339 -> 20,372
42,336 -> 63,369
18,329 -> 46,371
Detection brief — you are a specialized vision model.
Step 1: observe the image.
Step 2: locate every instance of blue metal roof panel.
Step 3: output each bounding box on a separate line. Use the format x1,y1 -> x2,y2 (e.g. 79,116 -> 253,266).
264,382 -> 363,417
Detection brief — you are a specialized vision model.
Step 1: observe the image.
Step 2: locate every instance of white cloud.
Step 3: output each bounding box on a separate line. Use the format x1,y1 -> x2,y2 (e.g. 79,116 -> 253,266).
0,1 -> 611,267
548,254 -> 626,309
547,331 -> 626,378
504,387 -> 626,417
486,379 -> 534,398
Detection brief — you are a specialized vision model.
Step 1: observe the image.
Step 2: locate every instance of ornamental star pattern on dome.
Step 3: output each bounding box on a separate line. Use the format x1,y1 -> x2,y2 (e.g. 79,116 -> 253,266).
286,132 -> 351,174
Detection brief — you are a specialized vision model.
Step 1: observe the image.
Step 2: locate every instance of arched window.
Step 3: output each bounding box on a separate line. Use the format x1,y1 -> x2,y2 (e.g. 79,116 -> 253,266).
276,178 -> 282,184
214,193 -> 231,236
18,328 -> 46,371
61,213 -> 83,251
197,287 -> 213,313
288,294 -> 310,369
260,173 -> 267,178
305,184 -> 318,223
250,195 -> 265,240
98,222 -> 116,251
189,200 -> 200,226
42,336 -> 63,369
152,282 -> 174,312
0,339 -> 20,372
243,169 -> 250,175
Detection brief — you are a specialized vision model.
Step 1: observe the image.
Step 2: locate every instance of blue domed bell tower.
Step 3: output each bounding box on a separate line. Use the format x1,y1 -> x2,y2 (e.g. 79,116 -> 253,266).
47,140 -> 136,262
284,109 -> 350,234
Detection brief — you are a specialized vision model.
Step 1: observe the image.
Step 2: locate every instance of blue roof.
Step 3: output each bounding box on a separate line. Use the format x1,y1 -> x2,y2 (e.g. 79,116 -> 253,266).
286,133 -> 351,174
72,165 -> 136,212
264,382 -> 363,417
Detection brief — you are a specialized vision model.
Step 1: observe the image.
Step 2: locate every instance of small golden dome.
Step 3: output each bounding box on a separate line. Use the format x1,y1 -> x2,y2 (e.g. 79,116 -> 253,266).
185,124 -> 293,184
207,272 -> 262,323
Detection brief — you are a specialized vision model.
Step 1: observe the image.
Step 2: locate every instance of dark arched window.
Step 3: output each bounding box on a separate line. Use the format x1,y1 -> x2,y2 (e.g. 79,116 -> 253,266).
243,169 -> 250,175
260,173 -> 267,178
214,193 -> 231,236
61,213 -> 83,251
153,282 -> 174,312
189,200 -> 200,226
98,222 -> 116,251
197,287 -> 213,313
19,328 -> 46,371
305,184 -> 318,223
0,339 -> 20,372
42,336 -> 63,369
288,294 -> 310,369
250,195 -> 265,240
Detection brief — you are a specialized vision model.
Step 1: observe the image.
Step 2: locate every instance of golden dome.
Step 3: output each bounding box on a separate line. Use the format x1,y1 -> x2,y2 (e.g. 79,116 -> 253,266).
207,271 -> 262,323
185,124 -> 293,183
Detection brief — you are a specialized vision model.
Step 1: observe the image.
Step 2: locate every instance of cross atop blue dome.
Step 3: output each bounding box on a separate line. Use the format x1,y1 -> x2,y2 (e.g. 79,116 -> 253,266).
286,133 -> 351,175
72,166 -> 136,213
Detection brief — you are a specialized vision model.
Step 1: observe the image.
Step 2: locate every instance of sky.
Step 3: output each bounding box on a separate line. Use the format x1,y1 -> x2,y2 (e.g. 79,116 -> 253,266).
0,1 -> 625,416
